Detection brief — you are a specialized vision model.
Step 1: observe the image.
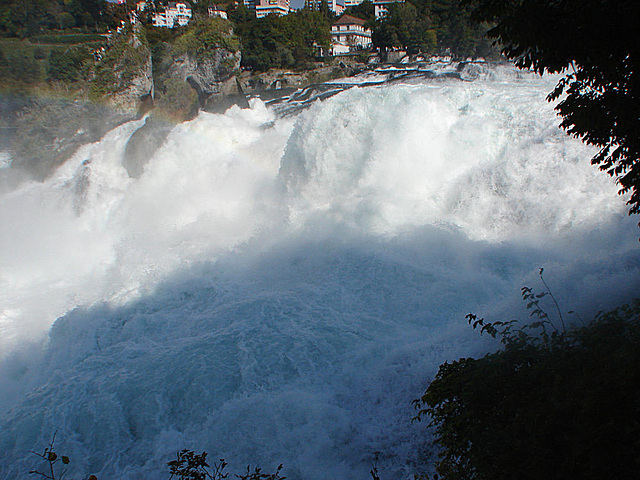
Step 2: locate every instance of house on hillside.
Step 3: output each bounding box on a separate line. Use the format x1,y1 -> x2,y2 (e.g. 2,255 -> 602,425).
331,14 -> 372,54
208,4 -> 228,19
306,0 -> 345,16
373,0 -> 404,19
254,0 -> 290,18
340,0 -> 404,18
152,2 -> 192,27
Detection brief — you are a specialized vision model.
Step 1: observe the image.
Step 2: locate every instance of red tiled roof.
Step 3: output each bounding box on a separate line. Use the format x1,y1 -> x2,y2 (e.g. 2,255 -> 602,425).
333,15 -> 367,26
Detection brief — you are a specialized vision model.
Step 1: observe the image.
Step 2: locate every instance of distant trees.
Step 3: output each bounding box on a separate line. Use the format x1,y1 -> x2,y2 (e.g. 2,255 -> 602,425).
372,3 -> 436,54
47,47 -> 91,83
345,0 -> 376,23
344,0 -> 494,58
426,0 -> 493,57
172,17 -> 240,60
0,0 -> 121,37
231,7 -> 331,71
0,43 -> 44,88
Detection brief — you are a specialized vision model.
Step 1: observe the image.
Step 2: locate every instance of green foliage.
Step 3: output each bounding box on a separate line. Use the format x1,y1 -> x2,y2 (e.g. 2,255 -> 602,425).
373,3 -> 437,55
30,34 -> 106,45
346,0 -> 376,23
90,27 -> 150,99
29,433 -> 71,480
172,18 -> 240,60
0,0 -> 120,38
231,8 -> 331,71
167,450 -> 285,480
472,0 -> 640,219
0,39 -> 45,89
143,23 -> 183,49
425,0 -> 493,58
47,47 -> 91,83
413,284 -> 640,480
368,0 -> 494,57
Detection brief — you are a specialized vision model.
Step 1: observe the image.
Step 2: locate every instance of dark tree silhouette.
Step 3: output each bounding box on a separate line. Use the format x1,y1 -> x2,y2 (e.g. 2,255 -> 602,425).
473,0 -> 640,220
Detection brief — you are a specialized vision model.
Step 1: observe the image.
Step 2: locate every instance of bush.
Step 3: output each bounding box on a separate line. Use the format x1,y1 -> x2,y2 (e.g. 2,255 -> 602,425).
30,34 -> 107,45
47,47 -> 91,83
413,287 -> 640,480
0,44 -> 44,88
167,449 -> 285,480
90,28 -> 151,99
173,18 -> 240,61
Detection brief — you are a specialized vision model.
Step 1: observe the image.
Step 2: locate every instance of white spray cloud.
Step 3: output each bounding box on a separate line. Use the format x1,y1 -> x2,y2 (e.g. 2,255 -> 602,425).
0,68 -> 638,480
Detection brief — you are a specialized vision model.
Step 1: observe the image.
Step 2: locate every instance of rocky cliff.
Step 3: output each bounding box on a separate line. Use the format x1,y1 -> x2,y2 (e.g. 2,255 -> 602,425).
1,19 -> 367,183
91,24 -> 154,116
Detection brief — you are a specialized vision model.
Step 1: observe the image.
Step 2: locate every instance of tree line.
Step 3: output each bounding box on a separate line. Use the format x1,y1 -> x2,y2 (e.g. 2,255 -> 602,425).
0,0 -> 496,79
348,0 -> 494,58
0,0 -> 124,37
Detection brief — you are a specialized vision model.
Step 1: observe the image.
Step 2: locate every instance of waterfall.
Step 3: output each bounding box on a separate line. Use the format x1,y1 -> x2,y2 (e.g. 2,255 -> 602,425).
0,64 -> 638,480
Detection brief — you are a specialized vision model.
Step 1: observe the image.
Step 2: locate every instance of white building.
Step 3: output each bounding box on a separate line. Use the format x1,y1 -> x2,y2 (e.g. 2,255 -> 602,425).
152,2 -> 192,28
340,0 -> 404,18
331,14 -> 372,53
306,0 -> 345,16
373,0 -> 404,19
254,0 -> 290,18
208,4 -> 228,19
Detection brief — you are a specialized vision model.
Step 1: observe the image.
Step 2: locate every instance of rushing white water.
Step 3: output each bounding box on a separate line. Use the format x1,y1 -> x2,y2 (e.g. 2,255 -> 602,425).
1,65 -> 639,480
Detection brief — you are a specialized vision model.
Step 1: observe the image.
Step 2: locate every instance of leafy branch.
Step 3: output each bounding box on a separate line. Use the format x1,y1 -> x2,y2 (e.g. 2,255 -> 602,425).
168,450 -> 228,480
29,433 -> 70,480
235,464 -> 285,480
168,450 -> 284,480
466,268 -> 568,349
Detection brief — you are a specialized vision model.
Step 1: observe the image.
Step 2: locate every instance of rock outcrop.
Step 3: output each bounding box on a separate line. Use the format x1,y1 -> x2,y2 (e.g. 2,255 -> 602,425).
104,55 -> 153,115
122,114 -> 174,178
169,51 -> 241,99
93,24 -> 154,117
155,48 -> 241,120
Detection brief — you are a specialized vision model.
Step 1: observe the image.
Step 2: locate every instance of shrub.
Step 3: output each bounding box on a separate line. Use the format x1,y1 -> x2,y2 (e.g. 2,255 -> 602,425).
47,47 -> 91,83
167,450 -> 285,480
413,281 -> 640,480
172,18 -> 240,61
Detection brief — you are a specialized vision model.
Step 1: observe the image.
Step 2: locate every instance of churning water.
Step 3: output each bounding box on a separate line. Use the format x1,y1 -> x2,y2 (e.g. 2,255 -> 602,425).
1,64 -> 639,479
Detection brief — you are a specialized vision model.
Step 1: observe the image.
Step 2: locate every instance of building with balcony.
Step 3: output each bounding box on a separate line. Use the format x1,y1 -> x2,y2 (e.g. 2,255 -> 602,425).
306,0 -> 345,16
331,14 -> 372,53
208,4 -> 228,19
340,0 -> 404,18
373,0 -> 404,19
152,2 -> 192,27
245,0 -> 290,18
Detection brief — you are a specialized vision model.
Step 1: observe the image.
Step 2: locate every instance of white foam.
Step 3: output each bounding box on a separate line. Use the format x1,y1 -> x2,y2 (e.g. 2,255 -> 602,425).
0,67 -> 638,480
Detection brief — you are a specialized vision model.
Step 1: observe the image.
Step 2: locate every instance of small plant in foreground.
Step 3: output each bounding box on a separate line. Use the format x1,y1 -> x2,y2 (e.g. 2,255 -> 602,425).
412,269 -> 640,480
235,464 -> 285,480
466,268 -> 569,350
168,450 -> 228,480
29,432 -> 70,480
168,450 -> 285,480
369,452 -> 381,480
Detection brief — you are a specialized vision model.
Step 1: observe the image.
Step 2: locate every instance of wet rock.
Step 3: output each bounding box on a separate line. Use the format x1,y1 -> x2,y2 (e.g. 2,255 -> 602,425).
122,114 -> 175,178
